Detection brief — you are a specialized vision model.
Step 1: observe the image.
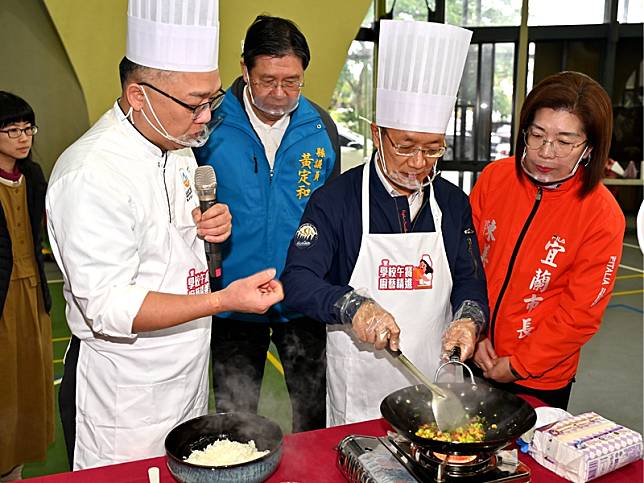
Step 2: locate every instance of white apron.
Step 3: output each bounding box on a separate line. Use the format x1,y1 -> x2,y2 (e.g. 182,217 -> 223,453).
72,165 -> 211,469
326,162 -> 453,426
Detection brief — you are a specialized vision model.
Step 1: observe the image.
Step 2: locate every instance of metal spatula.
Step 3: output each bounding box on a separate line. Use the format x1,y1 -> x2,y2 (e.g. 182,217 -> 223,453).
386,347 -> 469,433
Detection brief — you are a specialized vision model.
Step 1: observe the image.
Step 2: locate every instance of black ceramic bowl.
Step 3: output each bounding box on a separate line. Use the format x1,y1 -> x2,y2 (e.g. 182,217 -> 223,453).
165,412 -> 283,483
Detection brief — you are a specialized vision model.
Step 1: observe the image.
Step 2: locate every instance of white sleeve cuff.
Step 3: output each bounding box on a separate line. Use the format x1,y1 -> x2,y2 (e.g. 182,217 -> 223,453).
85,285 -> 150,339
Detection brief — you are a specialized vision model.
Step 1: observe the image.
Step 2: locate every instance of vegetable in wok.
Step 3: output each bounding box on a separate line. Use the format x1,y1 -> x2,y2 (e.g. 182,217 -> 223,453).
415,416 -> 498,443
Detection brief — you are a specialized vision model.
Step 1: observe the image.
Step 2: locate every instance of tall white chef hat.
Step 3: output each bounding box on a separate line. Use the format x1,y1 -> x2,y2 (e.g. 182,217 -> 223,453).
376,20 -> 472,134
126,0 -> 219,72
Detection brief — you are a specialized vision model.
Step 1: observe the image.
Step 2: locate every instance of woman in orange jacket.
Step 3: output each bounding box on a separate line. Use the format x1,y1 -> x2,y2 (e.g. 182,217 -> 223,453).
470,72 -> 625,409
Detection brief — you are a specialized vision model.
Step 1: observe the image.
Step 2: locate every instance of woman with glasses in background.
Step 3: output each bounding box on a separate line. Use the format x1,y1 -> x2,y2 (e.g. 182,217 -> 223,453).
0,91 -> 53,481
470,71 -> 625,409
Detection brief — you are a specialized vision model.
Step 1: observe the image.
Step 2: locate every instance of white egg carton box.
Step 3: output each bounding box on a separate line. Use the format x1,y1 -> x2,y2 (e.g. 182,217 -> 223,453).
530,412 -> 642,482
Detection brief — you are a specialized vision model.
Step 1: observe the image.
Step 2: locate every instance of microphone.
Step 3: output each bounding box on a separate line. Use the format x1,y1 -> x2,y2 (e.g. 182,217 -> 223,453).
194,165 -> 222,282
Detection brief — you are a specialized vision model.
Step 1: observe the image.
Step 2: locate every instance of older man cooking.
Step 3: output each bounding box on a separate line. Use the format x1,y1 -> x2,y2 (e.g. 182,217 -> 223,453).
282,20 -> 489,426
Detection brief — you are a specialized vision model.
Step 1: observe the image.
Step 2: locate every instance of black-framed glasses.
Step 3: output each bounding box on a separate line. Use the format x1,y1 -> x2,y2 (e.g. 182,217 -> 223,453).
523,128 -> 587,158
249,78 -> 304,92
0,125 -> 38,138
383,129 -> 446,159
138,82 -> 226,120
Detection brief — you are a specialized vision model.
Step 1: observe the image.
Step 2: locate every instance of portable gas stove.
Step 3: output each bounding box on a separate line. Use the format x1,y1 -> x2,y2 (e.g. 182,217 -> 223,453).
337,434 -> 531,482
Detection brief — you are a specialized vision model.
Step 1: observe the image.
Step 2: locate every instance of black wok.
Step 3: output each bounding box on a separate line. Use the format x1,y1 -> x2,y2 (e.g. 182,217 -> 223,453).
380,382 -> 536,455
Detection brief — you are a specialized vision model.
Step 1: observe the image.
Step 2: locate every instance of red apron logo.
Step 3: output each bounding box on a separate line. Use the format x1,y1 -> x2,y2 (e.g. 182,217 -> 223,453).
186,268 -> 210,295
377,254 -> 434,291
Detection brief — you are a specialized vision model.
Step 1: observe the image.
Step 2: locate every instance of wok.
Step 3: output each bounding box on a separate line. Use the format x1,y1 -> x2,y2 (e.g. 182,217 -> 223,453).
380,382 -> 536,455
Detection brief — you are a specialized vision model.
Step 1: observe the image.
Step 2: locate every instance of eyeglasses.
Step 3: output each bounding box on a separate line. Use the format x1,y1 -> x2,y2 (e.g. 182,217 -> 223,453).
138,82 -> 226,120
0,125 -> 38,138
383,129 -> 446,159
249,78 -> 304,93
523,128 -> 587,158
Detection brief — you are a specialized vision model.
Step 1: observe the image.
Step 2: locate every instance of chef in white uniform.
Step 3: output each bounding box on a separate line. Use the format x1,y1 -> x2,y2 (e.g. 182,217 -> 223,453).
281,20 -> 488,426
46,0 -> 283,470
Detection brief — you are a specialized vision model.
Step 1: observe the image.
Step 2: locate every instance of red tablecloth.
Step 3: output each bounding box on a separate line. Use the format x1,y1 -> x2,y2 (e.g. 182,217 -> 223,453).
26,396 -> 642,483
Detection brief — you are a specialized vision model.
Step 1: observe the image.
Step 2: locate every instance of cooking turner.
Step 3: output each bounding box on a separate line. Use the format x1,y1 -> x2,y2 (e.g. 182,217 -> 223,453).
386,347 -> 469,433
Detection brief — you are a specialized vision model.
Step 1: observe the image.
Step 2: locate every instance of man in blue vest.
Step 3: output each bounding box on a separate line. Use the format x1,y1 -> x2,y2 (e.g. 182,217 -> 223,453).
194,15 -> 339,432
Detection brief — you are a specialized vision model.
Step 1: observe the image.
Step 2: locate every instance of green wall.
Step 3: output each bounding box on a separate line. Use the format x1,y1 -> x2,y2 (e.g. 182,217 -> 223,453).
0,0 -> 89,177
1,0 -> 371,177
218,1 -> 371,105
43,0 -> 128,126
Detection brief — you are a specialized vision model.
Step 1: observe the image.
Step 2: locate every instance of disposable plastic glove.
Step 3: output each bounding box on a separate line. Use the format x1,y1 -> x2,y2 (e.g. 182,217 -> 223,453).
441,318 -> 477,361
334,289 -> 400,350
353,300 -> 400,350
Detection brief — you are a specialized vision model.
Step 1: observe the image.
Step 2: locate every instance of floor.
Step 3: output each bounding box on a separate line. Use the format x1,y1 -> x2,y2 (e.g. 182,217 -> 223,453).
22,213 -> 643,478
567,219 -> 643,435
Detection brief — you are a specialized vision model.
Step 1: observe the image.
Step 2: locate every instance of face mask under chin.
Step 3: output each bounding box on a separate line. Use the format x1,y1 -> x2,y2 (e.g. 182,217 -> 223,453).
387,169 -> 427,191
247,83 -> 299,119
376,127 -> 437,192
146,113 -> 211,148
520,146 -> 588,187
172,128 -> 211,148
139,87 -> 212,148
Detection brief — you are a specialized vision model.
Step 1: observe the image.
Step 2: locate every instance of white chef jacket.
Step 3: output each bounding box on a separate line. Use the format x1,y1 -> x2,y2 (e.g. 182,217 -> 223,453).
46,102 -> 211,468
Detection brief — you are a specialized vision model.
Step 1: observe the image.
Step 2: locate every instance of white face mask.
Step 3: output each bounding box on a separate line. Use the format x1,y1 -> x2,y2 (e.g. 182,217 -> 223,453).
244,72 -> 300,120
520,145 -> 589,187
376,127 -> 439,193
138,87 -> 212,148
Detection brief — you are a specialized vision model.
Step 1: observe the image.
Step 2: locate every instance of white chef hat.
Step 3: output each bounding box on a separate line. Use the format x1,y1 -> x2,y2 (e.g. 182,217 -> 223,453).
376,20 -> 472,134
126,0 -> 219,72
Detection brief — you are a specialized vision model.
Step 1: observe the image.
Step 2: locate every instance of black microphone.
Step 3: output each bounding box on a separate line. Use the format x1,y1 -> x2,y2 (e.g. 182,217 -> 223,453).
194,165 -> 222,282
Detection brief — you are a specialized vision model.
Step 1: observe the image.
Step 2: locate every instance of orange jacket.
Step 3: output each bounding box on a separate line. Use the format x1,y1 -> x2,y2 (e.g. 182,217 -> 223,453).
470,157 -> 625,390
